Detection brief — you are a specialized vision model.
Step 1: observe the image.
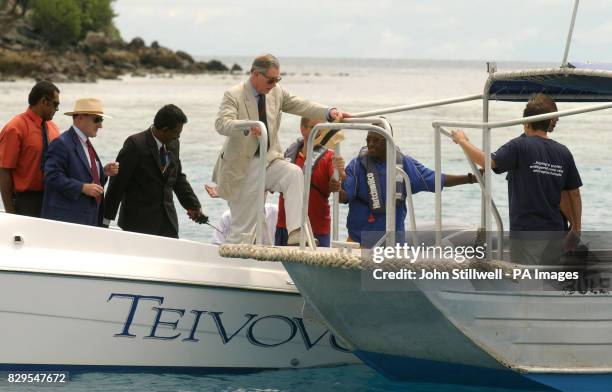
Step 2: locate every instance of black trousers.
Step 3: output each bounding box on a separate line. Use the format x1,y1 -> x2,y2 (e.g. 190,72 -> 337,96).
14,191 -> 43,217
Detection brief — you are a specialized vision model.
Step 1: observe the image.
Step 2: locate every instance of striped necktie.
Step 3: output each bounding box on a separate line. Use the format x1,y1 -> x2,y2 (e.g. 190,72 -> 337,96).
85,140 -> 102,205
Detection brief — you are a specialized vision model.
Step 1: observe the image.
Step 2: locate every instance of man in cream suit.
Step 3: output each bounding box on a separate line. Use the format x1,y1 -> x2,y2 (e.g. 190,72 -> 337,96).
213,53 -> 349,244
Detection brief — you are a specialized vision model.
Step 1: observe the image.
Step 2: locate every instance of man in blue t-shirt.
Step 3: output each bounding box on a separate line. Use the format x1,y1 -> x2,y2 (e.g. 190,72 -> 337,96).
331,131 -> 477,246
452,97 -> 582,263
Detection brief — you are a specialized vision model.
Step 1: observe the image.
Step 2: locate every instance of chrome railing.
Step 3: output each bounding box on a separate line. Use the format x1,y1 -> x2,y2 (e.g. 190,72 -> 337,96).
229,120 -> 268,245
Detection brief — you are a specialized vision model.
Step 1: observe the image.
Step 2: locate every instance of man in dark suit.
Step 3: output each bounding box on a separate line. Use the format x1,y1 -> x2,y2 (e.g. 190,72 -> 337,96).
103,104 -> 204,238
42,98 -> 119,226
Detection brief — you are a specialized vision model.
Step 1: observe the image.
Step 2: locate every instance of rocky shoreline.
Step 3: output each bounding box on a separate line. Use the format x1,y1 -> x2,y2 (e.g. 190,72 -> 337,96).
0,16 -> 240,83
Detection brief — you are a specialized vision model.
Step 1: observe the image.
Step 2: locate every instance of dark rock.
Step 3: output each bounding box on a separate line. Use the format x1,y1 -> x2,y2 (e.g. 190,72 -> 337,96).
101,49 -> 139,68
15,24 -> 38,41
140,47 -> 182,69
175,50 -> 194,64
97,66 -> 120,80
127,37 -> 145,49
46,72 -> 71,83
189,61 -> 209,73
62,62 -> 87,77
40,62 -> 56,74
131,70 -> 146,77
82,31 -> 110,53
0,14 -> 232,82
206,59 -> 228,72
0,48 -> 41,76
231,63 -> 242,73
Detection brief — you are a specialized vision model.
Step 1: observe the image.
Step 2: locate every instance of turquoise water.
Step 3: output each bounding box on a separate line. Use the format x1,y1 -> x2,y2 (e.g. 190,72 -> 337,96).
1,57 -> 610,390
1,366 -> 543,391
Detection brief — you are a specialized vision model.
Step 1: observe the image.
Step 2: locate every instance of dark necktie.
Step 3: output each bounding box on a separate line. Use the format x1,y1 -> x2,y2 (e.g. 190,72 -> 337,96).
159,145 -> 167,171
254,94 -> 269,156
85,140 -> 102,205
40,120 -> 48,171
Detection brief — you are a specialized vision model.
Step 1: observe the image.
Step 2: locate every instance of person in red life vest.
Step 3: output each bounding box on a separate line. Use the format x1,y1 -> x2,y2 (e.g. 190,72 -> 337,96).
275,118 -> 345,247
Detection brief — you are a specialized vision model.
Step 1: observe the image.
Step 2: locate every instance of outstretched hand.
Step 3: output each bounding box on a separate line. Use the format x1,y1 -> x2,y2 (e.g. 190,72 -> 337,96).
451,129 -> 469,145
332,156 -> 346,180
82,183 -> 103,198
104,161 -> 119,177
329,109 -> 352,123
329,177 -> 342,192
204,184 -> 219,198
187,208 -> 203,221
564,230 -> 581,253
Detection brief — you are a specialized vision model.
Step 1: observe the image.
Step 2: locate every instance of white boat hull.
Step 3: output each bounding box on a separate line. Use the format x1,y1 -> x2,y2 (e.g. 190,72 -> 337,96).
0,213 -> 356,370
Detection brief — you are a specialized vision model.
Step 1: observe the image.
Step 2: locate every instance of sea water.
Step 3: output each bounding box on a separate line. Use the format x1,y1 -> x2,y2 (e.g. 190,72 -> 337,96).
0,57 -> 609,391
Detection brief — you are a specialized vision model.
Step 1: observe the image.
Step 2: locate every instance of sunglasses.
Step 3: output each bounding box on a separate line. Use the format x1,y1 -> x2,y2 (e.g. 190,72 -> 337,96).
93,116 -> 104,124
259,72 -> 282,85
46,97 -> 60,109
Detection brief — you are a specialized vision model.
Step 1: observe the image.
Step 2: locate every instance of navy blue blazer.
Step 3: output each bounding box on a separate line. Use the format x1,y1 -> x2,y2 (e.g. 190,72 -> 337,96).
42,127 -> 107,226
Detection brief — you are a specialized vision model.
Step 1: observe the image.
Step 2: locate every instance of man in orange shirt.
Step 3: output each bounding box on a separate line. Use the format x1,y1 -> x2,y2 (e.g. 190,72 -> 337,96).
0,81 -> 61,217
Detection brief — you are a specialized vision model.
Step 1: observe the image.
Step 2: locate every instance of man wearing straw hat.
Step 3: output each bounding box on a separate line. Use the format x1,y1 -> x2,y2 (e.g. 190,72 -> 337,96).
275,118 -> 346,247
41,98 -> 119,226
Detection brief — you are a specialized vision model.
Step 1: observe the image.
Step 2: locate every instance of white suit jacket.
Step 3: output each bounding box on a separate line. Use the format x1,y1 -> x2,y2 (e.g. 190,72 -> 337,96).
212,80 -> 328,200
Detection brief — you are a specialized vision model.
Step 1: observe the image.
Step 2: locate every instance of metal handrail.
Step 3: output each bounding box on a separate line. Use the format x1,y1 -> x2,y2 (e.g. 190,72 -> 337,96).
396,166 -> 419,247
351,94 -> 483,117
432,102 -> 612,129
229,120 -> 268,245
438,126 -> 505,259
301,123 -> 398,249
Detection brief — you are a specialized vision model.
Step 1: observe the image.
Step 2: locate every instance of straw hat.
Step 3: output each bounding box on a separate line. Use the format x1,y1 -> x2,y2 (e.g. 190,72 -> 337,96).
314,128 -> 345,148
64,98 -> 112,118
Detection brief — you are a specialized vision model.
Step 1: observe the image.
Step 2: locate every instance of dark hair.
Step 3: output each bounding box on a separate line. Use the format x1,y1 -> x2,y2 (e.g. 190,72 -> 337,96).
523,100 -> 552,131
28,81 -> 59,106
530,93 -> 557,111
154,104 -> 188,129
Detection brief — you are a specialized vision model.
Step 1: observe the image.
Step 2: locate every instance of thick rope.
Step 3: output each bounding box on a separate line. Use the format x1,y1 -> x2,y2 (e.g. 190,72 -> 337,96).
218,243 -> 519,277
219,244 -> 365,269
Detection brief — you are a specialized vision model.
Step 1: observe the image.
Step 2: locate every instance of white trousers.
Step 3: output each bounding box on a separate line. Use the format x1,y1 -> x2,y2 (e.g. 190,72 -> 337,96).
227,158 -> 303,244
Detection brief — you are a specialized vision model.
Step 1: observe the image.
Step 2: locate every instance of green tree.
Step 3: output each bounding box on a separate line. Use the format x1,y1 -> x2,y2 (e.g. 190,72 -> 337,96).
29,0 -> 116,46
30,0 -> 81,45
80,0 -> 115,37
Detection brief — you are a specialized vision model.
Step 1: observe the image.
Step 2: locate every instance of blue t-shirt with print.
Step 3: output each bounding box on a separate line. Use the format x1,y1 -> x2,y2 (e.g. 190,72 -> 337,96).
492,135 -> 582,232
342,152 -> 444,244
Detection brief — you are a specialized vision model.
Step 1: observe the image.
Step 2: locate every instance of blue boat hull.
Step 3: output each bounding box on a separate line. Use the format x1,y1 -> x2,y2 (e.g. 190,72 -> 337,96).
355,350 -> 612,392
